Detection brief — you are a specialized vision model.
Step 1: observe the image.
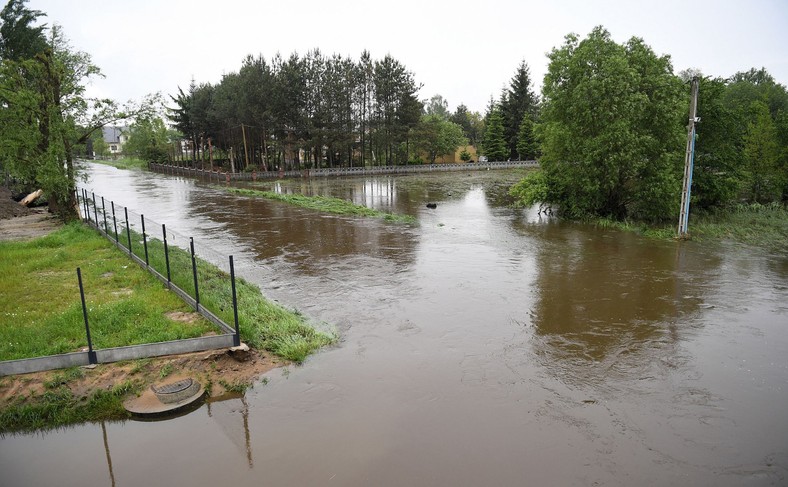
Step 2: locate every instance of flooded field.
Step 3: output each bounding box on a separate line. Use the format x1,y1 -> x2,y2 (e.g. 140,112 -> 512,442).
1,164 -> 787,486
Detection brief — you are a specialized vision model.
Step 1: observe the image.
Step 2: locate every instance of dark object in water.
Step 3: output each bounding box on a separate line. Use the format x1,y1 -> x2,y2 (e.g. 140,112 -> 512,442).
426,203 -> 437,209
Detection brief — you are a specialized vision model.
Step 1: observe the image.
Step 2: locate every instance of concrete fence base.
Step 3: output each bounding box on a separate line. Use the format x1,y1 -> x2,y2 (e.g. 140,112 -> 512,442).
0,334 -> 235,376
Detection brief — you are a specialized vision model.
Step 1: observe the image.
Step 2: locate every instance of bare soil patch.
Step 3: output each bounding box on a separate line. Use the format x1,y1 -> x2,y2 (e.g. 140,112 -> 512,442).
0,187 -> 62,241
0,348 -> 286,410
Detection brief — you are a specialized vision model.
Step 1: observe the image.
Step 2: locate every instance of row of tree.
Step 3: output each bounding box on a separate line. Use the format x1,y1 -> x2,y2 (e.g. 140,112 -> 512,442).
169,50 -> 428,170
166,48 -> 548,171
509,27 -> 788,221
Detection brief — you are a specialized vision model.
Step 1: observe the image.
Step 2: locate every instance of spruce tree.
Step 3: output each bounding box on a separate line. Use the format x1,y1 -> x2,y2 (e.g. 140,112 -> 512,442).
483,109 -> 508,161
500,61 -> 539,159
516,115 -> 538,160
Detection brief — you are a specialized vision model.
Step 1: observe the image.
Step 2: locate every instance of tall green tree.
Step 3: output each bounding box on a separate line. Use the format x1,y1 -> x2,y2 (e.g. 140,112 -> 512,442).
721,67 -> 788,204
123,116 -> 170,163
528,27 -> 685,221
414,114 -> 467,163
373,54 -> 421,165
450,104 -> 483,147
743,101 -> 781,203
1,14 -> 156,220
91,131 -> 108,158
515,115 -> 537,160
500,60 -> 539,159
0,0 -> 45,61
425,94 -> 449,120
482,108 -> 508,161
686,75 -> 743,210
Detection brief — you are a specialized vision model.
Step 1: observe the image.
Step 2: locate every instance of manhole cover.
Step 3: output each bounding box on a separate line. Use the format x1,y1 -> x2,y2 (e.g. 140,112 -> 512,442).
151,378 -> 200,404
152,378 -> 194,394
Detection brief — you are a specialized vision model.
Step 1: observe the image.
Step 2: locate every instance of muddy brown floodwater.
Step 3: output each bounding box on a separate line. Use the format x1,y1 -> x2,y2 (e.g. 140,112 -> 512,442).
2,163 -> 787,486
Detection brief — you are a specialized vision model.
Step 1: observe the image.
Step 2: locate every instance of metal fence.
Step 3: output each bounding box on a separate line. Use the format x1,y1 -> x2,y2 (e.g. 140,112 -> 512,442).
0,190 -> 244,376
149,160 -> 539,181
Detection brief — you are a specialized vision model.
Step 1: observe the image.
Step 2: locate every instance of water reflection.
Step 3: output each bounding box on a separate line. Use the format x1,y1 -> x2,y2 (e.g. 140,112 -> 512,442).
187,190 -> 419,276
515,221 -> 720,388
250,171 -> 525,215
101,421 -> 116,487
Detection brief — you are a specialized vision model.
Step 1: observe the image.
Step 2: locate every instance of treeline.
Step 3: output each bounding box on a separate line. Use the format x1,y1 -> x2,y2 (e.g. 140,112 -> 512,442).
170,50 -> 428,170
168,49 -> 544,171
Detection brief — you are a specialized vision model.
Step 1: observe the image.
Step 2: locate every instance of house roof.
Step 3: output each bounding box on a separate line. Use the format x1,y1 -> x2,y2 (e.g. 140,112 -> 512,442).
102,126 -> 127,144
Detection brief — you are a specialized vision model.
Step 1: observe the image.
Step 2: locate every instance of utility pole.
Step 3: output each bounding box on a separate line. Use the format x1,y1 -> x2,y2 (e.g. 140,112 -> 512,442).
241,124 -> 250,170
678,77 -> 700,238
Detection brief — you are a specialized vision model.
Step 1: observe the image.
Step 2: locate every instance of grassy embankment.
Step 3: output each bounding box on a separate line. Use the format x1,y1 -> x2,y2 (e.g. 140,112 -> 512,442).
0,223 -> 217,360
221,186 -> 418,224
592,203 -> 788,251
0,222 -> 333,432
90,157 -> 148,170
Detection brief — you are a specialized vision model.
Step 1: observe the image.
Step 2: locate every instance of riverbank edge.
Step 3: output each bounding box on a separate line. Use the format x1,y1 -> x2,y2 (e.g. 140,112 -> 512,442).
0,223 -> 331,433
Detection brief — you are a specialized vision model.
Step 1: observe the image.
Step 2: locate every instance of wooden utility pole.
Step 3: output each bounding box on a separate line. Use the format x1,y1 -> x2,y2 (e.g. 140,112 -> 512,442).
241,124 -> 250,169
208,137 -> 213,172
678,77 -> 700,237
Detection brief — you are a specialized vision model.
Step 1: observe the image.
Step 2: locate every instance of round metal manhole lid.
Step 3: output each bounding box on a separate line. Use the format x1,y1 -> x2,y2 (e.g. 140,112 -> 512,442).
151,378 -> 201,404
152,378 -> 193,395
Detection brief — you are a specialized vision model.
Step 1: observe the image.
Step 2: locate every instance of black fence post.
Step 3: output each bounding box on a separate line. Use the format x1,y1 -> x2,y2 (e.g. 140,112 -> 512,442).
141,215 -> 149,266
82,189 -> 89,223
111,201 -> 119,242
91,193 -> 98,226
162,224 -> 171,285
124,207 -> 132,255
77,267 -> 97,365
230,255 -> 241,346
101,197 -> 108,235
190,237 -> 200,311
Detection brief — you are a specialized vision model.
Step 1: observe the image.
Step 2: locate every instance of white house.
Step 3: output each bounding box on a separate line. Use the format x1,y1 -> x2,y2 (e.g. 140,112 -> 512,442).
102,126 -> 129,155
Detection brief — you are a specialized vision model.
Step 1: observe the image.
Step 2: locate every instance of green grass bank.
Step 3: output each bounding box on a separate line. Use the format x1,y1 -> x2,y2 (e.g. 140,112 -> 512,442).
221,186 -> 417,224
0,222 -> 333,432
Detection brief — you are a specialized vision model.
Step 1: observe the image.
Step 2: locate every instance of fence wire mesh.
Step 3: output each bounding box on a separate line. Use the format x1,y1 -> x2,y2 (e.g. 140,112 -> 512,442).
78,188 -> 243,338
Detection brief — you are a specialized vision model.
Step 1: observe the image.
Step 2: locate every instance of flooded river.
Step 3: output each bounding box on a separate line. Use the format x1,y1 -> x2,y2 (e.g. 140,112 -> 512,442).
2,164 -> 787,486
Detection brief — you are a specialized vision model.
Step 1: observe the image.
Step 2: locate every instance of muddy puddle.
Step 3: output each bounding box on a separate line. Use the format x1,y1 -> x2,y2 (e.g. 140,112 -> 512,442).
1,163 -> 786,486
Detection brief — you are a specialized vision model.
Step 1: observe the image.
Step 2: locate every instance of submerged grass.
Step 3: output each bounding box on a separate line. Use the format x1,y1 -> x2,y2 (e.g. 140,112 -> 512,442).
89,157 -> 148,170
0,223 -> 217,361
590,203 -> 788,251
220,186 -> 417,224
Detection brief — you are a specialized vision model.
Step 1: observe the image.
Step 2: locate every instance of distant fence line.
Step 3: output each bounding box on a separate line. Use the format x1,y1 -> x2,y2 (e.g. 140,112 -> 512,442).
149,160 -> 538,181
0,190 -> 243,376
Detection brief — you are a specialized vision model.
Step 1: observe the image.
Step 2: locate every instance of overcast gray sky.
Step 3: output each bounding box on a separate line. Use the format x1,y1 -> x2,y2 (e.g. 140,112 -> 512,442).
28,0 -> 788,114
